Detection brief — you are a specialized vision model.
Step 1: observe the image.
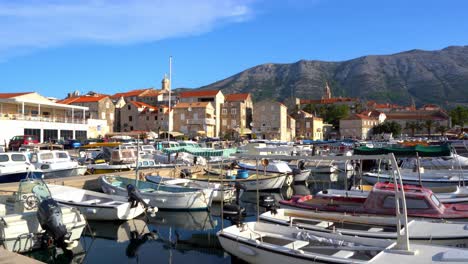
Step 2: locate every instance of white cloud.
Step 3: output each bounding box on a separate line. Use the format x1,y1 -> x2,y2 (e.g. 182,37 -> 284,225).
0,0 -> 253,58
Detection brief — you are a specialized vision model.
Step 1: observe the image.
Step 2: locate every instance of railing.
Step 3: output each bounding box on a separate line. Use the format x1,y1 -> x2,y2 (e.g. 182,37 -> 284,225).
186,118 -> 216,125
0,114 -> 86,124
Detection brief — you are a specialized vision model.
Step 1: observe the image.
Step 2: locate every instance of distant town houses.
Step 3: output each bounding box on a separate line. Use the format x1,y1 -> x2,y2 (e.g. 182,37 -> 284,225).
3,78 -> 455,144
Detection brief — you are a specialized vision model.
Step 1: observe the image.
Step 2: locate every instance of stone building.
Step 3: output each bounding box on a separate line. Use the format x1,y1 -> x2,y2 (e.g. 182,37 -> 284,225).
385,109 -> 450,136
172,102 -> 216,138
220,93 -> 253,138
252,100 -> 293,141
137,105 -> 170,133
58,95 -> 115,132
178,90 -> 224,137
339,114 -> 379,140
291,110 -> 324,140
120,101 -> 158,132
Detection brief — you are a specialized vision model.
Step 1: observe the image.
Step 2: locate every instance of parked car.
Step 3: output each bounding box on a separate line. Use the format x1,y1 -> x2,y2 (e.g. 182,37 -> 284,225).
8,135 -> 39,150
63,139 -> 82,149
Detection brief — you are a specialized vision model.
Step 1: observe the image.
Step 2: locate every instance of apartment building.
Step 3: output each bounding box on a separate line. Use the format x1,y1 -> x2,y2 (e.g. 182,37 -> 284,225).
172,102 -> 216,138
339,114 -> 379,139
178,90 -> 224,137
292,110 -> 324,140
220,93 -> 253,138
137,105 -> 170,133
252,100 -> 292,141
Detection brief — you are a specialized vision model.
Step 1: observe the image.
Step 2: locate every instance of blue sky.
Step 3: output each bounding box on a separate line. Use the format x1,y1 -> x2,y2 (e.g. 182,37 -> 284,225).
0,0 -> 467,98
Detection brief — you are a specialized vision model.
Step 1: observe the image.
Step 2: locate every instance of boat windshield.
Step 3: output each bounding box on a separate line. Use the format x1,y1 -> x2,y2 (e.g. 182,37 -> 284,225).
430,194 -> 441,207
17,178 -> 52,202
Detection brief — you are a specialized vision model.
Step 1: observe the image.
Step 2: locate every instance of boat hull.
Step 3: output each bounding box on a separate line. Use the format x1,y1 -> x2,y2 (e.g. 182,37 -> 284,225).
191,175 -> 286,191
363,173 -> 468,187
0,171 -> 43,183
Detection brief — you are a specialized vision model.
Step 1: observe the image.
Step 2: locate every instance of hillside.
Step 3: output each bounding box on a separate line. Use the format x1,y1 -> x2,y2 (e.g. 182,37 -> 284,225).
198,46 -> 468,106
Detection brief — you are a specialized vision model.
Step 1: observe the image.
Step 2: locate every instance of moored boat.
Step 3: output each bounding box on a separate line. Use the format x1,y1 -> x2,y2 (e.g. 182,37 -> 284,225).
48,184 -> 154,220
100,175 -> 214,210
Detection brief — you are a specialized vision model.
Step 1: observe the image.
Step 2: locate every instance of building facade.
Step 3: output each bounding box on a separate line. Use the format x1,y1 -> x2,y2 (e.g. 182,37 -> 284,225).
220,93 -> 253,138
385,110 -> 450,136
0,92 -> 108,144
58,95 -> 115,132
291,110 -> 324,140
172,102 -> 216,138
252,101 -> 293,141
119,101 -> 158,132
339,114 -> 379,140
178,90 -> 224,137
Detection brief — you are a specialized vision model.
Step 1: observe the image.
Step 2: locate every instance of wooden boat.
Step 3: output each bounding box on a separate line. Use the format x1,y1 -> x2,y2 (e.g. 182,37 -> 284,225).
191,171 -> 287,191
363,171 -> 468,187
281,182 -> 468,221
204,166 -> 300,185
260,208 -> 468,246
145,175 -> 235,202
48,184 -> 153,221
317,184 -> 468,204
217,221 -> 468,264
100,175 -> 214,210
0,178 -> 86,252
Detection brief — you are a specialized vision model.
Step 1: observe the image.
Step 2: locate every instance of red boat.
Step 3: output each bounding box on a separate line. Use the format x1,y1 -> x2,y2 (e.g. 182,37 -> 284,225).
280,182 -> 468,220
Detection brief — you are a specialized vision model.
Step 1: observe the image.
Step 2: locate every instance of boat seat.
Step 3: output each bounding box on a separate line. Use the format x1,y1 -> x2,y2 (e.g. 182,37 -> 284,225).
81,199 -> 101,204
315,221 -> 331,228
284,240 -> 309,250
368,227 -> 384,232
332,250 -> 355,258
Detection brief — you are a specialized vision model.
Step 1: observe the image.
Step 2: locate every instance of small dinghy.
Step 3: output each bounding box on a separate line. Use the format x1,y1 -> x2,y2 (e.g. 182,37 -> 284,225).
48,184 -> 155,221
100,175 -> 214,210
218,221 -> 468,264
0,177 -> 86,253
145,175 -> 235,202
260,208 -> 468,247
195,170 -> 287,191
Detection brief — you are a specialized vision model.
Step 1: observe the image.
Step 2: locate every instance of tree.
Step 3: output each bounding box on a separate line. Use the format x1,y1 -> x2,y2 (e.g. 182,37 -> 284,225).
436,125 -> 448,136
450,106 -> 468,127
372,121 -> 402,136
405,121 -> 422,137
423,120 -> 435,136
325,105 -> 349,129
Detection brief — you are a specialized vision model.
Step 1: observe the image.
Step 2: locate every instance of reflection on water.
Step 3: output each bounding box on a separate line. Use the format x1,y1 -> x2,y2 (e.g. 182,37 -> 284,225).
24,171 -> 353,263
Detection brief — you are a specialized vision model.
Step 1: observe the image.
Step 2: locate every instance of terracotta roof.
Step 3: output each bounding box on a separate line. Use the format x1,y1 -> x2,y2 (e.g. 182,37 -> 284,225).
111,88 -> 158,99
225,93 -> 250,102
129,101 -> 157,111
342,114 -> 378,120
58,95 -> 108,104
179,90 -> 220,98
385,111 -> 448,121
300,97 -> 357,105
0,92 -> 33,99
173,102 -> 213,109
360,110 -> 384,118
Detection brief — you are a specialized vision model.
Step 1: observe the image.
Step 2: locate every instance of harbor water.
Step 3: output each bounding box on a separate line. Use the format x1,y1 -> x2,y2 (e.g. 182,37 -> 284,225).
23,172 -> 352,264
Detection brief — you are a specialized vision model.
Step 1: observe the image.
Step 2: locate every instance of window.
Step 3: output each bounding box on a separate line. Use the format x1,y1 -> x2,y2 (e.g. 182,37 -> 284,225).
193,113 -> 198,120
101,112 -> 105,119
181,113 -> 185,120
76,131 -> 87,140
383,196 -> 429,209
106,102 -> 110,109
130,126 -> 134,130
155,116 -> 158,120
146,116 -> 149,121
110,113 -> 114,120
24,129 -> 41,140
231,119 -> 236,126
222,119 -> 227,126
11,154 -> 26,161
0,155 -> 9,162
128,105 -> 131,110
129,116 -> 133,122
306,122 -> 310,128
430,194 -> 441,207
60,130 -> 73,140
40,153 -> 54,160
222,108 -> 227,115
231,108 -> 236,115
55,152 -> 68,159
43,129 -> 58,141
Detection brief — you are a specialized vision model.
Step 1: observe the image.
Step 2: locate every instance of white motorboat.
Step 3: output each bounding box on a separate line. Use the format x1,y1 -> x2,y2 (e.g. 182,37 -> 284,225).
0,152 -> 42,183
400,154 -> 468,169
363,171 -> 468,187
218,221 -> 468,264
260,208 -> 468,246
0,178 -> 86,253
48,184 -> 155,220
145,175 -> 235,202
290,159 -> 338,173
30,150 -> 86,178
100,175 -> 214,210
192,172 -> 287,191
237,160 -> 292,174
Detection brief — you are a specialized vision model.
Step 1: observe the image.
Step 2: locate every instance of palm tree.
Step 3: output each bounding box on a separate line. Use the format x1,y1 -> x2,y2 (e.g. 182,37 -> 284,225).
436,125 -> 448,136
423,120 -> 435,137
405,122 -> 421,137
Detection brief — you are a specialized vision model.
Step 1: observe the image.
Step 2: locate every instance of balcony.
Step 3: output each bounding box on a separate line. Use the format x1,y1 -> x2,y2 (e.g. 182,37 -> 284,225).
0,114 -> 86,124
186,118 -> 216,125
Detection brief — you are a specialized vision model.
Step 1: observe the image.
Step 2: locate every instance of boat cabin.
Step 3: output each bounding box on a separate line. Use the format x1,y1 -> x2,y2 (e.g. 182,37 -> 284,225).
0,152 -> 30,165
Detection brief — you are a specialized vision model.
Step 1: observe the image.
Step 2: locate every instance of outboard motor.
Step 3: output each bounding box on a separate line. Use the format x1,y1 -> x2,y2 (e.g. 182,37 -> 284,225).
180,168 -> 192,178
127,184 -> 150,209
298,160 -> 306,171
37,198 -> 70,250
222,182 -> 246,226
259,194 -> 278,214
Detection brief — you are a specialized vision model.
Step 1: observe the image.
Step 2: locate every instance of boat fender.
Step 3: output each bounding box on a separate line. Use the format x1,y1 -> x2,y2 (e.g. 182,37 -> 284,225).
238,245 -> 257,256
